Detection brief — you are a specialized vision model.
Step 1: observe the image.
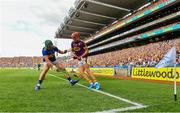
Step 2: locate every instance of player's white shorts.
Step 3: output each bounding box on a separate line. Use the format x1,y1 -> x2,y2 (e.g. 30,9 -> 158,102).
44,60 -> 59,66
78,58 -> 87,67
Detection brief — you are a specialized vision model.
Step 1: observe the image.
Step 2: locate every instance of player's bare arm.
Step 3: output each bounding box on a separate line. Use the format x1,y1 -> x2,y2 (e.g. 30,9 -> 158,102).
58,49 -> 68,54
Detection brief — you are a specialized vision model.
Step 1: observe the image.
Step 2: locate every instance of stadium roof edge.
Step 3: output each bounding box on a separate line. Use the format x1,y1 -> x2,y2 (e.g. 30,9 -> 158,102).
55,0 -> 151,40
85,0 -> 178,44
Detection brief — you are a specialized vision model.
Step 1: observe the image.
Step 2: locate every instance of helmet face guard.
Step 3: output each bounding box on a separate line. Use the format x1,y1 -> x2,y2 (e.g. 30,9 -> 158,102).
45,40 -> 53,49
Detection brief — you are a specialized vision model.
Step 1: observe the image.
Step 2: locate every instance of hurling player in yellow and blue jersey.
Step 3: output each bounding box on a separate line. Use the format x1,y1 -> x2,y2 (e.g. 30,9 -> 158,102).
35,40 -> 79,91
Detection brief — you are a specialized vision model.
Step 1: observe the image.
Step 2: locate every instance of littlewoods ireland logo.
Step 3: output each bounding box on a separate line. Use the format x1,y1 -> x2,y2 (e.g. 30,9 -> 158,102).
133,68 -> 179,79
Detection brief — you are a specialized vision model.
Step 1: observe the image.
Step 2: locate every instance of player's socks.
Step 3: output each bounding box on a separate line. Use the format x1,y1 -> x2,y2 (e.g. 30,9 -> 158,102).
67,77 -> 73,82
67,77 -> 79,86
70,79 -> 79,86
37,80 -> 43,87
38,80 -> 43,85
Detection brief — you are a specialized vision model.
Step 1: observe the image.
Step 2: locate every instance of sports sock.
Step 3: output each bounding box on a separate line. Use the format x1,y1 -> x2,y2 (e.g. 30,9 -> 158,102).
37,80 -> 43,86
67,77 -> 73,82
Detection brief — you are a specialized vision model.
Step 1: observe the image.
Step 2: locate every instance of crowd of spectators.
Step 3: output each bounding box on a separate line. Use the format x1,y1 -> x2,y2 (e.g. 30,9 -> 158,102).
87,38 -> 180,67
0,38 -> 179,68
0,57 -> 42,68
64,38 -> 180,68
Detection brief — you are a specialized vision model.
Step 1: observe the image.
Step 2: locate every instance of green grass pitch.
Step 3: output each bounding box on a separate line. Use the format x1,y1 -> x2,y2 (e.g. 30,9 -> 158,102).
0,69 -> 180,112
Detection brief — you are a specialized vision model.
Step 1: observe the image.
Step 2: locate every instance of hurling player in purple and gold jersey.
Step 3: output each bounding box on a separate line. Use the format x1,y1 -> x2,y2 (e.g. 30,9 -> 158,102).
35,40 -> 79,91
70,32 -> 100,90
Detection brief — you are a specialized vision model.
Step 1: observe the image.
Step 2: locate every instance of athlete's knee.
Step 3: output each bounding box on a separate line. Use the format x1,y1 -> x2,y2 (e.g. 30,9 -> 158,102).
44,64 -> 50,70
85,69 -> 91,74
42,68 -> 49,74
85,68 -> 90,72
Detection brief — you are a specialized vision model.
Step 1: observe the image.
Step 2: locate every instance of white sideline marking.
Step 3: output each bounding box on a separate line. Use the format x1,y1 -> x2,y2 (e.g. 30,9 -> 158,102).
48,74 -> 147,112
95,106 -> 146,113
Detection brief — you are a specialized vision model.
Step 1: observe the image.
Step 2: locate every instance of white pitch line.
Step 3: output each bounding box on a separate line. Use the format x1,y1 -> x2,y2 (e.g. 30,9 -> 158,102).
48,73 -> 147,112
95,106 -> 146,113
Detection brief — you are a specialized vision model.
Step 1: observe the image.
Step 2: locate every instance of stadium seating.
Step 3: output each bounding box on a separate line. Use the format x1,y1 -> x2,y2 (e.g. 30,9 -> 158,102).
0,57 -> 43,68
63,37 -> 180,67
87,38 -> 180,67
89,23 -> 179,53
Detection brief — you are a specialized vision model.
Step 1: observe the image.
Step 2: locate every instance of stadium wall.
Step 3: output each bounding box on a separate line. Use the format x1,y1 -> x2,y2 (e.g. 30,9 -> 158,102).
66,67 -> 180,82
66,67 -> 115,76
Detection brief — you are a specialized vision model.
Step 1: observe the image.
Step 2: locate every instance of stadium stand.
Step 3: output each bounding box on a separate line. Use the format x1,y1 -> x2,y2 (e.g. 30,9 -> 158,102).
87,38 -> 180,67
0,57 -> 43,68
1,0 -> 179,69
89,23 -> 179,53
85,0 -> 179,45
0,56 -> 69,68
55,0 -> 179,68
63,37 -> 180,68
